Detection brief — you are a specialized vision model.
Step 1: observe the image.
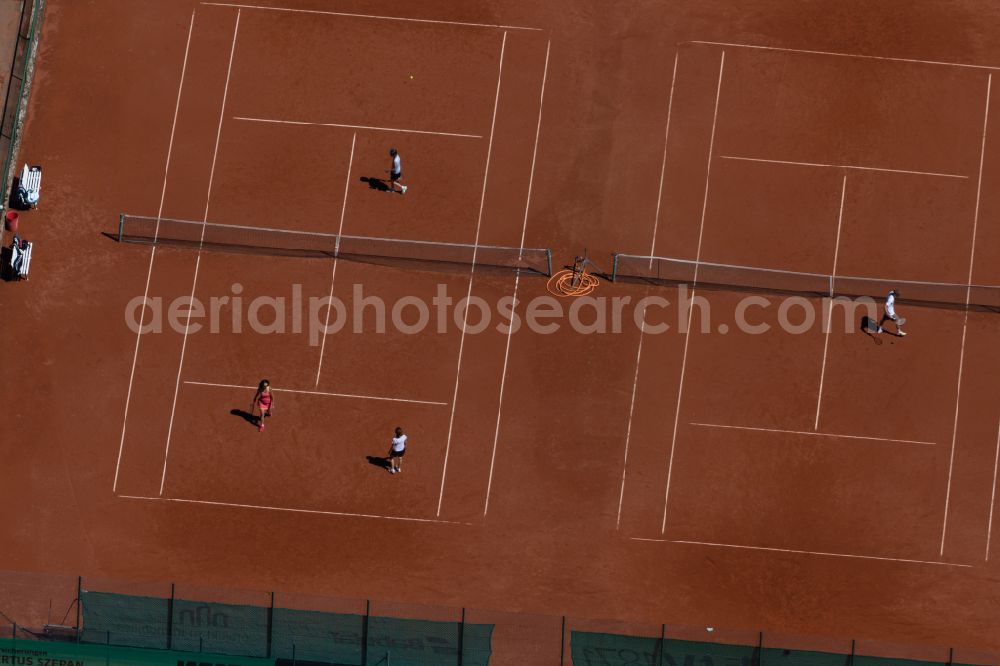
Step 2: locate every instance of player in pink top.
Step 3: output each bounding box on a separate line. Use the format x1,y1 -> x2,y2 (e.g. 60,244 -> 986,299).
252,379 -> 274,432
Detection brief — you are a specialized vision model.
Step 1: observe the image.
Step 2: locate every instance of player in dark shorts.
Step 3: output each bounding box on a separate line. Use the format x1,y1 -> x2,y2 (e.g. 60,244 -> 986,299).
388,426 -> 407,474
387,148 -> 407,194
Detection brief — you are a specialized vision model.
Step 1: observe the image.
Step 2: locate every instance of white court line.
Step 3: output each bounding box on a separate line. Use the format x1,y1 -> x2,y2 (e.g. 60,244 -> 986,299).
203,2 -> 543,32
686,40 -> 1000,72
315,132 -> 356,388
184,381 -> 447,406
119,494 -> 471,525
617,304 -> 648,530
661,51 -> 725,535
941,73 -> 991,558
633,537 -> 974,568
621,51 -> 679,527
719,155 -> 967,179
986,417 -> 1000,561
437,31 -> 507,518
814,175 -> 847,431
647,51 -> 680,264
160,11 -> 241,497
235,116 -> 482,139
113,11 -> 195,493
484,39 -> 549,517
691,422 -> 936,447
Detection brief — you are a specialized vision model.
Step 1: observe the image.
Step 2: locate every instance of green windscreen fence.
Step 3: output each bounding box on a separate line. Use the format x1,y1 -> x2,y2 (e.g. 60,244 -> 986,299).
0,637 -> 274,666
571,632 -> 986,666
81,590 -> 493,665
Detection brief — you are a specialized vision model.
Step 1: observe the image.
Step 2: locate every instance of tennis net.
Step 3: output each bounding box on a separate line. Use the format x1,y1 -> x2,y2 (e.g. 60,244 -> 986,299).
611,253 -> 1000,311
117,214 -> 553,276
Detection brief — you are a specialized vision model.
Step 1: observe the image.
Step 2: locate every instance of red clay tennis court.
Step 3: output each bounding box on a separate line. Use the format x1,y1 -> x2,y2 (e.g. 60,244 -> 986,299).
5,0 -> 1000,663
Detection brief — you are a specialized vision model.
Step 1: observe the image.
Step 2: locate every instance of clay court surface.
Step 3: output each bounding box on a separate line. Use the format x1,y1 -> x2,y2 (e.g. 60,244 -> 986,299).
6,0 -> 1000,660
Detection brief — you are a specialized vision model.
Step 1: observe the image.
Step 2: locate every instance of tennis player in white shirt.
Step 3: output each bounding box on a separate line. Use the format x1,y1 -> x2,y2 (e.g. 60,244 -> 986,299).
389,426 -> 407,474
387,148 -> 407,194
878,290 -> 906,336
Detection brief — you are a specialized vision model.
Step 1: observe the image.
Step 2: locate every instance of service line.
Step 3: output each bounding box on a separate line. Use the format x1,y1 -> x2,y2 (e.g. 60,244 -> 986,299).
719,155 -> 967,179
685,40 -> 1000,72
662,50 -> 725,535
814,175 -> 847,430
161,9 -> 241,497
691,422 -> 936,447
235,117 -> 482,139
114,10 -> 196,493
438,31 -> 507,517
315,132 -> 357,388
634,537 -> 974,568
941,73 -> 992,558
203,2 -> 543,31
119,495 -> 471,525
184,380 -> 447,406
485,39 -> 550,517
986,417 -> 1000,561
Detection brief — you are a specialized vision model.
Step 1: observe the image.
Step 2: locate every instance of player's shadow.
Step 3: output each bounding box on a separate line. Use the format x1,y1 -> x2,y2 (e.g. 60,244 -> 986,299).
7,176 -> 29,210
366,455 -> 392,472
230,409 -> 259,427
360,176 -> 391,192
0,246 -> 15,281
860,316 -> 883,345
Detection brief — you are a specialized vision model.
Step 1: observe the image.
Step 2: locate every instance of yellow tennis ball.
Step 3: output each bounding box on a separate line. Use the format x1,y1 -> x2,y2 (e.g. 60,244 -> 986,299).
410,75 -> 414,79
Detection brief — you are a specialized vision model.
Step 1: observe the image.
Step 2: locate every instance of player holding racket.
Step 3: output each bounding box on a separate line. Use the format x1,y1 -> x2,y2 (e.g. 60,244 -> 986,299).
252,379 -> 274,432
878,290 -> 906,336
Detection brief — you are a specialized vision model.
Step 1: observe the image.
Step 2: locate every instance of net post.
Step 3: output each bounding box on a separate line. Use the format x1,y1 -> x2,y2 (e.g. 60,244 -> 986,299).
167,583 -> 174,650
457,607 -> 465,666
559,615 -> 565,666
546,249 -> 552,277
266,591 -> 274,658
75,575 -> 82,641
611,254 -> 619,282
117,214 -> 124,242
361,599 -> 370,666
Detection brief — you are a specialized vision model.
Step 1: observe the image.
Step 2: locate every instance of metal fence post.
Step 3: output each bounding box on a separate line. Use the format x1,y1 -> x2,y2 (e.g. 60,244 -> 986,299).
849,639 -> 855,666
75,576 -> 82,641
361,599 -> 370,666
167,583 -> 175,650
266,591 -> 274,659
457,608 -> 465,666
559,616 -> 565,666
